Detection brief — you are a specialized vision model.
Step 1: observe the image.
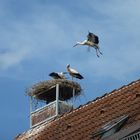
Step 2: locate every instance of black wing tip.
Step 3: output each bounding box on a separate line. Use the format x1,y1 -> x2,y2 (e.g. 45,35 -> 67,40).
75,73 -> 84,79
80,75 -> 84,79
49,72 -> 57,76
79,77 -> 84,79
49,72 -> 54,76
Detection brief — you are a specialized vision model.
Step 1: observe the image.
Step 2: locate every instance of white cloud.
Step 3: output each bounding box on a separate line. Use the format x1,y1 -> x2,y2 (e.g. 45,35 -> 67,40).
0,47 -> 30,70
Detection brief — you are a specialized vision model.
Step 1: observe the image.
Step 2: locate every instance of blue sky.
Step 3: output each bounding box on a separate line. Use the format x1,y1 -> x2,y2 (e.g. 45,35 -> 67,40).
0,0 -> 140,139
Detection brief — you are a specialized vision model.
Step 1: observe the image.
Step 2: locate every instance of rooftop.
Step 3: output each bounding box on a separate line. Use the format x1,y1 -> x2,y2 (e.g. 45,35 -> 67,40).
15,78 -> 140,140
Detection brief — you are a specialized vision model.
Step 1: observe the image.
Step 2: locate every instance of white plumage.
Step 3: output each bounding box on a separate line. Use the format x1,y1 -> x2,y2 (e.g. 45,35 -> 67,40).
67,64 -> 84,80
73,31 -> 103,57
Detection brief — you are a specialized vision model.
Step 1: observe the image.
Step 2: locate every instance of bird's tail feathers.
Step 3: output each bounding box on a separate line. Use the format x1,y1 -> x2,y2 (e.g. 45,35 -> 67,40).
74,73 -> 84,79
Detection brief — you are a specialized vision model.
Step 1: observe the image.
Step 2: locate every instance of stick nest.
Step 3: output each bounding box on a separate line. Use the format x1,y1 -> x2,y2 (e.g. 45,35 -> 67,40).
27,79 -> 82,102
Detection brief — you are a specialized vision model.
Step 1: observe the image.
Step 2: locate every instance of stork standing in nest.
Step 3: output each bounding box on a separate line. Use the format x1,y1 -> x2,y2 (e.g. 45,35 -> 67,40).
67,64 -> 84,80
49,72 -> 67,79
73,32 -> 103,57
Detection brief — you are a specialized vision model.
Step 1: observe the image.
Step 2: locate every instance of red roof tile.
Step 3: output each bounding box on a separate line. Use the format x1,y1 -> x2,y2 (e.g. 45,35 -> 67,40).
15,78 -> 140,140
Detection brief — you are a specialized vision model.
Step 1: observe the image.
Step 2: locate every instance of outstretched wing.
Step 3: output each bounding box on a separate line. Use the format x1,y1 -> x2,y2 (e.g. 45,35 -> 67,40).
87,32 -> 99,44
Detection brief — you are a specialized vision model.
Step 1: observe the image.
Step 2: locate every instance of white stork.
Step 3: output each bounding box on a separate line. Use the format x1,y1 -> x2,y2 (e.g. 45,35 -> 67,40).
73,31 -> 103,57
67,64 -> 84,80
49,72 -> 67,79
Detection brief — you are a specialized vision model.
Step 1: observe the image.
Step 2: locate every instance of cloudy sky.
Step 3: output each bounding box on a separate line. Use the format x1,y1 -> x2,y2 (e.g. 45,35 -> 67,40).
0,0 -> 140,139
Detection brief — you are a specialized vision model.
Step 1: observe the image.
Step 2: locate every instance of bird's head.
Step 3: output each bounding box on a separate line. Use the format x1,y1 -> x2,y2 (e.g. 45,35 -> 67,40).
60,72 -> 68,75
67,64 -> 70,68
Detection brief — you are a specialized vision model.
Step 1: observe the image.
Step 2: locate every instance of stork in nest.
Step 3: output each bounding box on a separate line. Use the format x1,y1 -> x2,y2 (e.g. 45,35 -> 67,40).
67,64 -> 84,80
49,72 -> 67,79
73,32 -> 103,57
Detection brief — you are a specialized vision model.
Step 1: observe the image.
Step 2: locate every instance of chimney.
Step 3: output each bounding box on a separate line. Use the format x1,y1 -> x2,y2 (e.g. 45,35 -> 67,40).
27,79 -> 82,128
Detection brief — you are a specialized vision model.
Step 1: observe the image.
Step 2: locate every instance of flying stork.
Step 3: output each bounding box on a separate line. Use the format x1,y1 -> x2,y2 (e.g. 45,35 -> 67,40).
49,72 -> 67,79
73,31 -> 103,57
67,64 -> 84,80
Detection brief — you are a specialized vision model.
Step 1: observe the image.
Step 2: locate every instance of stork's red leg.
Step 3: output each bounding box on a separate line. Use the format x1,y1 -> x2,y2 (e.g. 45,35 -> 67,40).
96,49 -> 99,57
99,49 -> 103,55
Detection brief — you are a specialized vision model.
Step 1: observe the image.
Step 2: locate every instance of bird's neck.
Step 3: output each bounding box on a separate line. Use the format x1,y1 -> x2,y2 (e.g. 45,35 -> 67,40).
67,67 -> 70,73
77,40 -> 87,45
